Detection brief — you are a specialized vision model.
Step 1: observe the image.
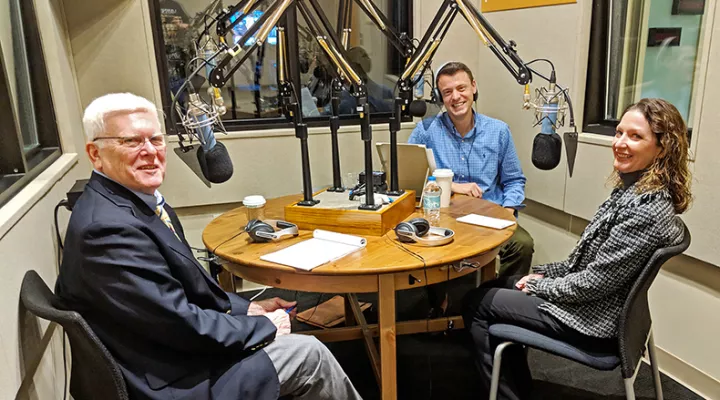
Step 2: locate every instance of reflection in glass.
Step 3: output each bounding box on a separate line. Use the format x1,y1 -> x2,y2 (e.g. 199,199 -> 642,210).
157,0 -> 406,122
159,0 -> 280,120
298,0 -> 396,117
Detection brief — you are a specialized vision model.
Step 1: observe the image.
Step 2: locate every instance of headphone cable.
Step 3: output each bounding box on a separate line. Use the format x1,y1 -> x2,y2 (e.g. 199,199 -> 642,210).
211,227 -> 247,254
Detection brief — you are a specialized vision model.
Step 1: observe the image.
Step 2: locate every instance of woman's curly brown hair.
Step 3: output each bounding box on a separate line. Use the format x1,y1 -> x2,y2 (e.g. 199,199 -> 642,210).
610,98 -> 692,213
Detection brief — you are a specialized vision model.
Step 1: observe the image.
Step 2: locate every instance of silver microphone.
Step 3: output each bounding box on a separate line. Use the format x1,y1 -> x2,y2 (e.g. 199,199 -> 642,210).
176,93 -> 234,183
527,75 -> 568,170
178,93 -> 225,148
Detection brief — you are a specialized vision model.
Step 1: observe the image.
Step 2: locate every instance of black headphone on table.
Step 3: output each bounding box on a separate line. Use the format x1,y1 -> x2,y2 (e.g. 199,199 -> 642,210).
431,61 -> 479,106
394,218 -> 455,247
245,219 -> 299,243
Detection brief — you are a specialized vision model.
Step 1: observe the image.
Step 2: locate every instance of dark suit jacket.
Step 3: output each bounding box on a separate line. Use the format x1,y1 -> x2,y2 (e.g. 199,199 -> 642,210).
55,173 -> 279,399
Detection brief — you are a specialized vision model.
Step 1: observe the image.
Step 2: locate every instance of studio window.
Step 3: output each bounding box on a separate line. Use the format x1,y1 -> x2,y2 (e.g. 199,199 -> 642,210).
150,0 -> 412,132
584,0 -> 707,137
0,0 -> 62,207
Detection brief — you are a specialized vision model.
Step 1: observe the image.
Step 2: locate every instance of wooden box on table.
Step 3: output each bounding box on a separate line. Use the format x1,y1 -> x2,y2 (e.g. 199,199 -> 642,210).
284,189 -> 416,236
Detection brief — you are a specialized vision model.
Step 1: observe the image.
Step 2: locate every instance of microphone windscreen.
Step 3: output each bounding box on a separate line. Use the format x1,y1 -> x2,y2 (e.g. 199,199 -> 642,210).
299,53 -> 310,74
197,141 -> 234,183
408,100 -> 427,118
313,65 -> 327,79
531,133 -> 562,170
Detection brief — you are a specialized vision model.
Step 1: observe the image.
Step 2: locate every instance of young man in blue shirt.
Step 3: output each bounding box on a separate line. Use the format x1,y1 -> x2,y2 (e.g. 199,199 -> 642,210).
408,61 -> 534,277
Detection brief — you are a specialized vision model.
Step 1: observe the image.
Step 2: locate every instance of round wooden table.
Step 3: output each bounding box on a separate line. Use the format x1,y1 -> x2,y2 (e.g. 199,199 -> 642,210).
203,193 -> 515,400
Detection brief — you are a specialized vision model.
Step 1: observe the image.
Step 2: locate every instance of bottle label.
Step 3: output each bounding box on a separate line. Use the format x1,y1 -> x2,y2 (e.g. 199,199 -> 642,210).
423,194 -> 441,209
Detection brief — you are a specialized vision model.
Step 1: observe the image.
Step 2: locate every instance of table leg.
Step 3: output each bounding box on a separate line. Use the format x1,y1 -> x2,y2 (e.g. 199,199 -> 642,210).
481,256 -> 498,282
217,268 -> 236,292
347,294 -> 381,386
344,294 -> 357,326
378,274 -> 397,400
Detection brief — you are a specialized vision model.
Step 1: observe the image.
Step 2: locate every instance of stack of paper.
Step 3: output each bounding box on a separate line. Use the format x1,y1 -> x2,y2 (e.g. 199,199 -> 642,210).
260,230 -> 367,271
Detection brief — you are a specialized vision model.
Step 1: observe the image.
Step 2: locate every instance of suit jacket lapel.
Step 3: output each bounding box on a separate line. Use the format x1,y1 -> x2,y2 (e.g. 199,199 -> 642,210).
88,174 -> 218,284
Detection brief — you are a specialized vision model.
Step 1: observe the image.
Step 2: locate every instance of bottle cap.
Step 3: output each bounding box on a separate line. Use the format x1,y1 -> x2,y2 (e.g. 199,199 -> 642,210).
428,176 -> 436,181
243,195 -> 266,208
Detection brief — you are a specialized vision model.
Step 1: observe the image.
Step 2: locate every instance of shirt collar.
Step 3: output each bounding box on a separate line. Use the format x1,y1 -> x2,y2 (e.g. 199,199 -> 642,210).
441,111 -> 480,140
93,170 -> 163,209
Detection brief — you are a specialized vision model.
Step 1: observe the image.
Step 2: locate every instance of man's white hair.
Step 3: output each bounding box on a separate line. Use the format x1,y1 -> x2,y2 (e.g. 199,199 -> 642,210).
83,93 -> 160,143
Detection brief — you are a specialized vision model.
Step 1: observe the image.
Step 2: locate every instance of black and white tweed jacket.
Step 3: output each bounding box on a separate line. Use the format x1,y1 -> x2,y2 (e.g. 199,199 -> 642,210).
526,182 -> 684,338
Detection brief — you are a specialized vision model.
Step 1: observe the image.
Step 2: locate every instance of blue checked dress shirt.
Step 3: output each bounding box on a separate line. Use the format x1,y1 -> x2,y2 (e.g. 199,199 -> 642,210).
408,111 -> 526,209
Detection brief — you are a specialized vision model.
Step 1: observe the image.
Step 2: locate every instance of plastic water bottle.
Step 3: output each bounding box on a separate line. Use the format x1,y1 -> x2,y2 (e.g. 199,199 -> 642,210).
423,176 -> 442,226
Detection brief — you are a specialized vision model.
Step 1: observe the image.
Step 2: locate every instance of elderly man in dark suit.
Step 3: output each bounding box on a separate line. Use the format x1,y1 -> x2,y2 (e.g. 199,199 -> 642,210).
55,93 -> 362,400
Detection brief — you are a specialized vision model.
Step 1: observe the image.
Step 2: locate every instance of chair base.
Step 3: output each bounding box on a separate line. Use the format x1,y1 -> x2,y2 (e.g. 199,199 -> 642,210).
489,330 -> 664,400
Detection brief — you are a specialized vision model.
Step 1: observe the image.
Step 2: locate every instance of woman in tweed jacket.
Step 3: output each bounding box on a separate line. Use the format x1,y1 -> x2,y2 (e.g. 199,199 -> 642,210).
462,98 -> 692,400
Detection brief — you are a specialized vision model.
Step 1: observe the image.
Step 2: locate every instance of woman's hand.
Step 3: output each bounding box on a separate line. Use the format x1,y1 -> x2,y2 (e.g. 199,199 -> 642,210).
516,273 -> 544,292
452,182 -> 483,198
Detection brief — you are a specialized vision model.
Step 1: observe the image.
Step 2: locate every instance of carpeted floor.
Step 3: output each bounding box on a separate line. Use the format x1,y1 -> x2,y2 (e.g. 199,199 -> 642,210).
240,281 -> 703,400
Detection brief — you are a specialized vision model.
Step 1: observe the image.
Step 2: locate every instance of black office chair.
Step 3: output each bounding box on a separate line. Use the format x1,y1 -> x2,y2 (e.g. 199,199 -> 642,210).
488,219 -> 691,400
20,270 -> 129,400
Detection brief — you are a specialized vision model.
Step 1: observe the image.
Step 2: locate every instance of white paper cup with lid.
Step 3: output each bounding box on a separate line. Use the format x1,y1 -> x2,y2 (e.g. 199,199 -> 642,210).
432,169 -> 454,208
243,195 -> 267,221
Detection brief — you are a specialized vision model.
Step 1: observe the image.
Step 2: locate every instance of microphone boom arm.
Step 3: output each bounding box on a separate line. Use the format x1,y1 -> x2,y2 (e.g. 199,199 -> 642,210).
336,0 -> 414,58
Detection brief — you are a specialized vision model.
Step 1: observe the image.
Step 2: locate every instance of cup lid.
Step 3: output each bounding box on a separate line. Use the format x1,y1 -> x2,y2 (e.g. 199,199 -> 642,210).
243,195 -> 266,207
433,168 -> 454,178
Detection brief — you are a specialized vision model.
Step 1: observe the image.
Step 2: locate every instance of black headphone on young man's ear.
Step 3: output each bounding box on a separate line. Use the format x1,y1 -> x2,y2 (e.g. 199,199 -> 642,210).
394,218 -> 455,247
431,61 -> 479,106
245,219 -> 299,243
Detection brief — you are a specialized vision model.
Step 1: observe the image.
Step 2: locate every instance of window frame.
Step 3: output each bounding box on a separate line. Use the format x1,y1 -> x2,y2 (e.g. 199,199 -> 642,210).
583,0 -> 694,142
149,0 -> 414,134
0,0 -> 62,207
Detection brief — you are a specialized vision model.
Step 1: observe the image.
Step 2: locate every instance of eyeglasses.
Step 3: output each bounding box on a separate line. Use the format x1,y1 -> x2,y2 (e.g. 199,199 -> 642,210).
93,134 -> 166,149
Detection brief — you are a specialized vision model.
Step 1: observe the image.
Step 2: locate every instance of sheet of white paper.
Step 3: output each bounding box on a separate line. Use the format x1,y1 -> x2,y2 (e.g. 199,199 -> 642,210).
456,214 -> 516,230
260,230 -> 366,271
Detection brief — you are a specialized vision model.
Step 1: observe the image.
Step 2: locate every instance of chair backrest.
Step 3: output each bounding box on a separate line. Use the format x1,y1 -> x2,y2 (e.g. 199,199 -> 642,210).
617,218 -> 691,378
20,270 -> 129,400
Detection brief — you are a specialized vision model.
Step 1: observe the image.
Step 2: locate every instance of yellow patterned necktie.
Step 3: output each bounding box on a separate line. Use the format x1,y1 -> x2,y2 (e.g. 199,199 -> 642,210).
155,204 -> 181,241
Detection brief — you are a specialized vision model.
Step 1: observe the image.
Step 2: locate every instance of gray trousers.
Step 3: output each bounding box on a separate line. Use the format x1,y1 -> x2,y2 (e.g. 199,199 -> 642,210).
263,334 -> 363,400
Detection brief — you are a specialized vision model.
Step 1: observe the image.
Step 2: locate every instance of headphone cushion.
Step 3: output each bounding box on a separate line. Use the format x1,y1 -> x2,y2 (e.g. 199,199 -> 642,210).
245,219 -> 264,231
395,221 -> 417,243
248,221 -> 274,243
432,87 -> 442,106
408,218 -> 431,237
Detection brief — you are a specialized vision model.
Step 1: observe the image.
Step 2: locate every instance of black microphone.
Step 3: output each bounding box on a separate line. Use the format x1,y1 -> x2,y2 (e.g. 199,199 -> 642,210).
186,93 -> 234,183
313,65 -> 328,79
196,142 -> 233,183
408,99 -> 428,117
531,132 -> 562,170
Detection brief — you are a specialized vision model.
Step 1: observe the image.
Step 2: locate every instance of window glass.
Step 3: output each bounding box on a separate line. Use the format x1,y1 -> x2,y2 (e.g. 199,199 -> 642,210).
155,0 -> 409,124
7,0 -> 39,150
298,0 -> 397,117
606,0 -> 706,127
0,0 -> 61,206
158,0 -> 281,121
